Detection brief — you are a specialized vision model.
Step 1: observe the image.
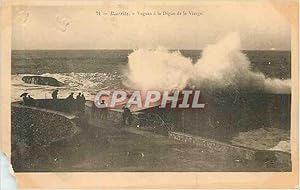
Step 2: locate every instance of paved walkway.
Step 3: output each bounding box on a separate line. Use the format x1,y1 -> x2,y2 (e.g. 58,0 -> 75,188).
61,125 -> 285,172
17,123 -> 289,172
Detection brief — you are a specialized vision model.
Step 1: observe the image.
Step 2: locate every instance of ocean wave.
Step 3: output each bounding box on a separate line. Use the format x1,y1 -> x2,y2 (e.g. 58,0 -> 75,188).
11,72 -> 122,101
125,33 -> 291,94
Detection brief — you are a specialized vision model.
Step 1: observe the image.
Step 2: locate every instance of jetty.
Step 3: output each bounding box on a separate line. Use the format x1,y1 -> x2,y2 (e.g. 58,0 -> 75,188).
11,92 -> 291,172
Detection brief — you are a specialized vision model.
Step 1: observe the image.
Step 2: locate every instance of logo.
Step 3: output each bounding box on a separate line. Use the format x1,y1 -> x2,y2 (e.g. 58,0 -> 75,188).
94,90 -> 206,109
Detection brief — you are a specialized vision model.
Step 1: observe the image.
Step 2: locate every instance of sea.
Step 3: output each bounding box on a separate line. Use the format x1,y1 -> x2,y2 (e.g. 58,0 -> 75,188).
12,50 -> 291,77
11,49 -> 292,154
11,50 -> 291,101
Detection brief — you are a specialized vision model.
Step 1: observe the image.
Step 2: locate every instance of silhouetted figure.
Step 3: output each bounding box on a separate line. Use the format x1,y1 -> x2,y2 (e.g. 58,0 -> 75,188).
27,95 -> 36,106
122,105 -> 132,126
51,90 -> 60,110
81,93 -> 86,102
80,93 -> 86,113
66,92 -> 75,100
76,92 -> 81,100
66,92 -> 75,112
22,96 -> 29,105
20,93 -> 29,105
75,92 -> 82,112
100,100 -> 108,120
52,89 -> 59,100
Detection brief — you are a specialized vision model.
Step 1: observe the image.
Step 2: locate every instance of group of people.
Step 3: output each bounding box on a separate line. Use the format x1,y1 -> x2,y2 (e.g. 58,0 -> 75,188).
20,93 -> 36,106
52,89 -> 85,102
60,90 -> 133,125
64,91 -> 86,113
20,90 -> 86,114
20,89 -> 133,125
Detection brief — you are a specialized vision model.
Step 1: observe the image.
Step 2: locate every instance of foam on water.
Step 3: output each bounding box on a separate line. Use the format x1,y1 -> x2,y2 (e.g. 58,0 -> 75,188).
11,33 -> 291,103
125,33 -> 291,93
11,72 -> 121,101
124,47 -> 193,90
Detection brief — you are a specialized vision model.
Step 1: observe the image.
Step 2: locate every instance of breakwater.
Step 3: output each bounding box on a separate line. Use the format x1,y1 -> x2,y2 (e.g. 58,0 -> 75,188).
168,131 -> 291,169
11,95 -> 291,171
11,102 -> 81,146
165,92 -> 291,141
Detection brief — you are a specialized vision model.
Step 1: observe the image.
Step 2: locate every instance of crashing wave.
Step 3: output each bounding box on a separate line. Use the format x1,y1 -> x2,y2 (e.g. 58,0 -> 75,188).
125,33 -> 291,94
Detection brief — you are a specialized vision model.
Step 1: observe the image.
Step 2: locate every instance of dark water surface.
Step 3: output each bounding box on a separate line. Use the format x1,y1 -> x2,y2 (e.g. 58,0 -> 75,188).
12,50 -> 291,80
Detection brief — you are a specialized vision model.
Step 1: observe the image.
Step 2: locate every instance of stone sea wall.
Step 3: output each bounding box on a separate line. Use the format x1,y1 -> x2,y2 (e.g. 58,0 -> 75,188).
84,100 -> 141,126
11,103 -> 81,147
175,93 -> 291,141
169,131 -> 291,169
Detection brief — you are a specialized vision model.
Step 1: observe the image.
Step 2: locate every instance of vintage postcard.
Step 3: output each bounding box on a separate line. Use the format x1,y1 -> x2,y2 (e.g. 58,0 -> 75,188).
0,0 -> 299,189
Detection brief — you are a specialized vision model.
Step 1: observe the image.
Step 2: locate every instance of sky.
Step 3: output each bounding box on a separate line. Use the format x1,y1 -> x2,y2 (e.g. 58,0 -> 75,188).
12,1 -> 291,50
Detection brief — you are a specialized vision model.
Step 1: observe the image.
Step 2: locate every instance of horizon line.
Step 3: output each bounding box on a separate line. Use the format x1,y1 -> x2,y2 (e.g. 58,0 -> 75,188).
11,48 -> 292,51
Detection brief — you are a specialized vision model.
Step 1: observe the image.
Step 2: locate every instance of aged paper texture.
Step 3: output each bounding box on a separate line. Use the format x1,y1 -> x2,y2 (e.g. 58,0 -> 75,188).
0,0 -> 298,188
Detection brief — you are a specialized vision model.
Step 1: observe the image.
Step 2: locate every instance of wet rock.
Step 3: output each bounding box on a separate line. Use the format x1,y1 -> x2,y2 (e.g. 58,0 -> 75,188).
22,75 -> 64,86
